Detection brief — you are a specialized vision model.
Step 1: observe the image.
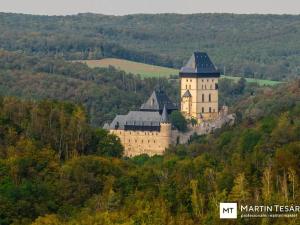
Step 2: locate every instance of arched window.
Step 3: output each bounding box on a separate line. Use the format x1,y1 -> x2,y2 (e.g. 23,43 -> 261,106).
209,94 -> 211,102
209,107 -> 211,113
202,107 -> 204,113
202,94 -> 204,102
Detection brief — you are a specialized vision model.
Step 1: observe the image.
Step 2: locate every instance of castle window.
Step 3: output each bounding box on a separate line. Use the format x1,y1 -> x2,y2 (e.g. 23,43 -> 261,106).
209,94 -> 211,102
154,140 -> 155,143
186,85 -> 188,89
189,85 -> 191,89
202,94 -> 204,102
135,140 -> 137,143
207,79 -> 209,82
186,79 -> 188,82
202,107 -> 204,113
142,140 -> 143,143
209,107 -> 212,113
190,79 -> 192,82
202,79 -> 204,82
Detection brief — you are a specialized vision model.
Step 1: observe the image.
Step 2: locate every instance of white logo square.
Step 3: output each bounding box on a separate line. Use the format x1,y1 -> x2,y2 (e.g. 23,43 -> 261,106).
220,203 -> 237,219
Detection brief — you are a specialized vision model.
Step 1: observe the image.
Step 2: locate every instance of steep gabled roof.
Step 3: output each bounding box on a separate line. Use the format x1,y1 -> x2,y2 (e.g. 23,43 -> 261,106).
140,89 -> 177,112
180,52 -> 220,77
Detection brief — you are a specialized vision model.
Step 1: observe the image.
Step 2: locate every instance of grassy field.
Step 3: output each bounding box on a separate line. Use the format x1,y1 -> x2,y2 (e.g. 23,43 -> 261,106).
220,75 -> 283,86
76,58 -> 178,78
76,58 -> 283,86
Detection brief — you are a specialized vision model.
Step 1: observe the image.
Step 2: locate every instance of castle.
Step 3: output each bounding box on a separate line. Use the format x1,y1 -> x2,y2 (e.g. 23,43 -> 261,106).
104,52 -> 229,157
180,52 -> 220,121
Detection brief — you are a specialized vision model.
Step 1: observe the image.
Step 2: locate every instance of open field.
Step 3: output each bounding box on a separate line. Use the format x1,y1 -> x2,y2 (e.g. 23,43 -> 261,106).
75,58 -> 178,78
76,58 -> 283,86
220,75 -> 283,86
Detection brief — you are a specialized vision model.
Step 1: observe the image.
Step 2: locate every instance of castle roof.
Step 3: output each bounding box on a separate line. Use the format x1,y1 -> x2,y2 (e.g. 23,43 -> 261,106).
182,90 -> 192,98
107,88 -> 175,131
108,111 -> 164,130
140,88 -> 177,112
179,52 -> 220,77
160,105 -> 168,123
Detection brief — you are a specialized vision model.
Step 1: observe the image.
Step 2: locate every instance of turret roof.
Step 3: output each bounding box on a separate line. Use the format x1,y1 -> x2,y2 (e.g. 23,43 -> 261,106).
182,90 -> 192,98
161,105 -> 168,123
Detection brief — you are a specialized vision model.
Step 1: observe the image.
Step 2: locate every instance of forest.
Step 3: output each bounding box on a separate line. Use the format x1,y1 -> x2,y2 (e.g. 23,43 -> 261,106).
0,13 -> 300,80
0,78 -> 299,225
0,50 -> 257,126
0,12 -> 300,225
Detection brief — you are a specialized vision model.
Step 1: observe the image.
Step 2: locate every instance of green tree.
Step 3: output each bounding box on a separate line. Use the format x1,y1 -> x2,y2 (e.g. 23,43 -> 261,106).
229,173 -> 251,203
170,111 -> 187,132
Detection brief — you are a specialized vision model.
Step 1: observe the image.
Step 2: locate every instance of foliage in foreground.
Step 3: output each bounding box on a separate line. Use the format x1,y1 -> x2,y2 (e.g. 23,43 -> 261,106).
0,81 -> 299,225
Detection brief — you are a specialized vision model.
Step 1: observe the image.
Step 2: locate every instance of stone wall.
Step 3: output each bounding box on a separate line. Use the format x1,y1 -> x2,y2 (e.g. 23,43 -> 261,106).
110,111 -> 235,157
110,122 -> 173,157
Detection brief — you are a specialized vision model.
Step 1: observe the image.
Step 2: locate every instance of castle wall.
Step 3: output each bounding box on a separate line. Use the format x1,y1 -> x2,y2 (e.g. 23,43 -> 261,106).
110,123 -> 173,157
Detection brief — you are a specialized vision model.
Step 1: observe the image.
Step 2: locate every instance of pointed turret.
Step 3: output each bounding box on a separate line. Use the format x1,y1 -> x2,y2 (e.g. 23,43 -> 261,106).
161,104 -> 168,123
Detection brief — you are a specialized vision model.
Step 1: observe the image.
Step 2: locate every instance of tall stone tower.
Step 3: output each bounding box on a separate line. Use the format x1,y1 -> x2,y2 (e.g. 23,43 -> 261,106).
179,52 -> 220,121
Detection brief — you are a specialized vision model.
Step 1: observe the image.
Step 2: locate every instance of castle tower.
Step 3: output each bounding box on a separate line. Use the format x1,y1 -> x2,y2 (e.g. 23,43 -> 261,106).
179,52 -> 220,121
160,105 -> 172,146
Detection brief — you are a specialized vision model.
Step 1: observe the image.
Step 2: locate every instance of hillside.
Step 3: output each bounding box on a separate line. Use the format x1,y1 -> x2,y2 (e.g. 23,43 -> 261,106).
0,13 -> 300,80
0,50 -> 267,126
0,51 -> 178,125
0,80 -> 299,225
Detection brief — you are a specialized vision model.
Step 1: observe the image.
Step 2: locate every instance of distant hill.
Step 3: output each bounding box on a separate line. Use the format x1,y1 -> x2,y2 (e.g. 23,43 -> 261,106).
0,13 -> 299,80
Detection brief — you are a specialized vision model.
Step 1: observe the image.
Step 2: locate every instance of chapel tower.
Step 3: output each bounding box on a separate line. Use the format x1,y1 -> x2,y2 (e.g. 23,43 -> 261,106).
179,52 -> 220,121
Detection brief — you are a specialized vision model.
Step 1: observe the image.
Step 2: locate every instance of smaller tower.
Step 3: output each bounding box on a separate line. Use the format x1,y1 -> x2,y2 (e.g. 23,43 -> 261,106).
160,105 -> 172,146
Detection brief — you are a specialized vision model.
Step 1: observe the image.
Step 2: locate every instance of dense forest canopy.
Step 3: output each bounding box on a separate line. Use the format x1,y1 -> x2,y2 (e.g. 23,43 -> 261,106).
0,80 -> 299,225
0,13 -> 300,80
1,11 -> 300,225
